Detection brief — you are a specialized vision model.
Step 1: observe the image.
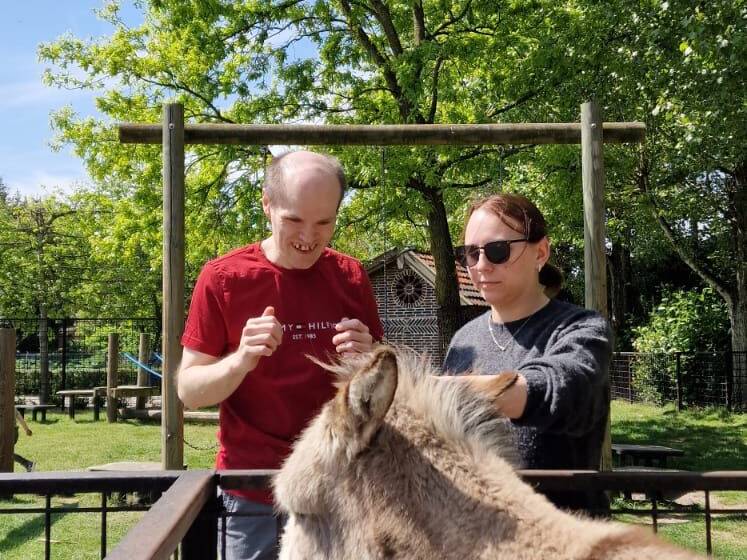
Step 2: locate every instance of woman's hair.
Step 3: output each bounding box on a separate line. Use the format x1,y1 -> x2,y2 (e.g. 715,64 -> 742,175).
464,192 -> 564,295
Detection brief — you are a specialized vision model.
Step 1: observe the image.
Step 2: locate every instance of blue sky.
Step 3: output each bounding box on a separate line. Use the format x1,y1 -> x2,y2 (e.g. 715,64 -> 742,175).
1,1 -> 141,197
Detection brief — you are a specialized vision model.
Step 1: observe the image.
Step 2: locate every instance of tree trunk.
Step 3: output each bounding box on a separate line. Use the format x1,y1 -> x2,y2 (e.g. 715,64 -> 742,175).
38,303 -> 49,404
608,239 -> 632,347
422,187 -> 462,355
729,161 -> 747,406
729,297 -> 747,407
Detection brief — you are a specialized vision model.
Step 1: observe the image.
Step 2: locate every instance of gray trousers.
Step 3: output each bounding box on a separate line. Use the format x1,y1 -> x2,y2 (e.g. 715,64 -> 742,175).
220,491 -> 282,560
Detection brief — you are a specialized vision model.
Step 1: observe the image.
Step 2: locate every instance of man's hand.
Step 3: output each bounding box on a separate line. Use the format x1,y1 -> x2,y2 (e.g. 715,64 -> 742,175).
233,306 -> 283,372
332,317 -> 374,356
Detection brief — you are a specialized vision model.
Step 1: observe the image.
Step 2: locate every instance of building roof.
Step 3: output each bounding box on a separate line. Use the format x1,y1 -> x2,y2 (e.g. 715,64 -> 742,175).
366,248 -> 488,307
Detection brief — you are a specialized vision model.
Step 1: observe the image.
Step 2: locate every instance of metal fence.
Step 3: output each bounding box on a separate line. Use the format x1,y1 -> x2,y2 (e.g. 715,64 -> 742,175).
2,470 -> 746,559
610,351 -> 746,411
1,317 -> 161,399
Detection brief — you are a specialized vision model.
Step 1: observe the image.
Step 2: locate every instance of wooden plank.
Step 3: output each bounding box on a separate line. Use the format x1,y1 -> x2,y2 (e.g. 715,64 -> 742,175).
106,470 -> 214,560
611,444 -> 684,457
0,329 -> 15,472
55,389 -> 95,397
120,409 -> 218,423
581,101 -> 608,316
581,101 -> 612,474
108,386 -> 159,398
136,333 -> 150,409
162,103 -> 185,470
107,333 -> 119,423
515,470 -> 747,492
0,470 -> 181,495
119,122 -> 646,146
217,469 -> 279,492
87,461 -> 163,471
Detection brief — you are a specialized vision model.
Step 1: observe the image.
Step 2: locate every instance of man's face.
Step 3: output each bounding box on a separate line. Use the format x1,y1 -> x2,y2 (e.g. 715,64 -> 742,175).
262,163 -> 340,270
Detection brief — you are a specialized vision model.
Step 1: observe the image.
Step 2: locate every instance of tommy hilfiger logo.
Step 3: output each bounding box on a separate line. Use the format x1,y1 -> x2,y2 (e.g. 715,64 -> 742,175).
282,320 -> 337,342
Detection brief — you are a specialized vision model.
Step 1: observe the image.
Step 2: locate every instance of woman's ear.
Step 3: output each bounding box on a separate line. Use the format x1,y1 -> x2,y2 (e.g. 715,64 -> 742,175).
536,237 -> 550,270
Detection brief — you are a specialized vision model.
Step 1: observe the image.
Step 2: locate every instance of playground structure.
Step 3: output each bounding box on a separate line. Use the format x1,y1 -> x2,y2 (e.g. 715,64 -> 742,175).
3,101 -> 642,469
112,100 -> 645,469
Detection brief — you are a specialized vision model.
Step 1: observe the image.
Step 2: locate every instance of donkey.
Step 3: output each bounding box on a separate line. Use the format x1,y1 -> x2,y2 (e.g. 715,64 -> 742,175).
274,346 -> 702,559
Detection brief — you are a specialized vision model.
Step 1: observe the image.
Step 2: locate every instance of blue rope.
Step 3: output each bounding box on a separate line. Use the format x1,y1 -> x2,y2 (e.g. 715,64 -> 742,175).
122,352 -> 163,379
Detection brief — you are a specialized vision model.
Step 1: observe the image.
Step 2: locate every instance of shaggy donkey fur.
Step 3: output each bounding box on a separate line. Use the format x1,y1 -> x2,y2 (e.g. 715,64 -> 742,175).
274,346 -> 702,560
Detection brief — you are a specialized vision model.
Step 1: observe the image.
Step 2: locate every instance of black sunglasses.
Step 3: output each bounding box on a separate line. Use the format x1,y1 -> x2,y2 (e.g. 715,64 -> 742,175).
455,239 -> 528,267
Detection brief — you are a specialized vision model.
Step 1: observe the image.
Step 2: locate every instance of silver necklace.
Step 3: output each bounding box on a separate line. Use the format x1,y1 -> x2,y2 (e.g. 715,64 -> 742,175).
487,313 -> 532,351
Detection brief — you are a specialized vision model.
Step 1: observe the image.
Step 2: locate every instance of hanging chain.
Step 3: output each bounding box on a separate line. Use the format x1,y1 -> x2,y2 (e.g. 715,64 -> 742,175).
183,437 -> 219,452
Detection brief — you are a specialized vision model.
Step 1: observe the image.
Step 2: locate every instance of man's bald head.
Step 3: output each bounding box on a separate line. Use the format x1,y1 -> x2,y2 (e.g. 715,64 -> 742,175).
263,151 -> 347,207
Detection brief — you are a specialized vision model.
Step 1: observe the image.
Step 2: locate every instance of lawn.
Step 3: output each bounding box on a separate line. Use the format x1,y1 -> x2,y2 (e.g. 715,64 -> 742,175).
1,401 -> 745,559
1,410 -> 217,560
611,400 -> 747,559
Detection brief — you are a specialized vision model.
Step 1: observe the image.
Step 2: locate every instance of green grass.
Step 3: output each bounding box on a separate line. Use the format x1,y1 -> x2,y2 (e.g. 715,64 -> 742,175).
2,402 -> 746,559
611,400 -> 747,558
1,409 -> 217,559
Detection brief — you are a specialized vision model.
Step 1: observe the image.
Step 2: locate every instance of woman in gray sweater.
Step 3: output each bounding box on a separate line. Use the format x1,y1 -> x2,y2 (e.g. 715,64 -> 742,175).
443,192 -> 612,514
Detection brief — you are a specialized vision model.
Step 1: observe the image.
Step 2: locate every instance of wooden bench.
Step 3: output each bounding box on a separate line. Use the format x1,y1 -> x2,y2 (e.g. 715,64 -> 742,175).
15,404 -> 56,422
57,386 -> 160,421
57,389 -> 95,419
106,385 -> 159,400
611,443 -> 684,468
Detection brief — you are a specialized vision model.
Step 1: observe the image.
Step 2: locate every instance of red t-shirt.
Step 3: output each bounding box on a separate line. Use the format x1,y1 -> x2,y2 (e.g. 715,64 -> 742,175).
181,243 -> 383,503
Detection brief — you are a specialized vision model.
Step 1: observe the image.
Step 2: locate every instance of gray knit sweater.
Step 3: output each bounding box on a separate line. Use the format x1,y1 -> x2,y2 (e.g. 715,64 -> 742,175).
443,299 -> 612,512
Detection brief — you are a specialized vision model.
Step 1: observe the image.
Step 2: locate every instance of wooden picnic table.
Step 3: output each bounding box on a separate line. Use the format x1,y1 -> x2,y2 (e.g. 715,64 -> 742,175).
56,386 -> 160,421
56,388 -> 103,419
611,443 -> 684,468
15,403 -> 56,422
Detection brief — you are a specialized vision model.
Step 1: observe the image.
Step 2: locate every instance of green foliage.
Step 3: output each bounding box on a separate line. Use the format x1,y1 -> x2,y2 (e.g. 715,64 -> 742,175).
634,287 -> 730,354
0,194 -> 88,317
631,288 -> 730,403
21,0 -> 746,353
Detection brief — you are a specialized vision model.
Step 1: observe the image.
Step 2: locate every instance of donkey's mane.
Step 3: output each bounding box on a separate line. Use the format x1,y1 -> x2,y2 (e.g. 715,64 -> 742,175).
317,346 -> 518,467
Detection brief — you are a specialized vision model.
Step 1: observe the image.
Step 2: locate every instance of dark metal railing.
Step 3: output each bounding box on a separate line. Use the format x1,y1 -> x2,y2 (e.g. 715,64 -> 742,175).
2,470 -> 746,559
0,471 -> 180,560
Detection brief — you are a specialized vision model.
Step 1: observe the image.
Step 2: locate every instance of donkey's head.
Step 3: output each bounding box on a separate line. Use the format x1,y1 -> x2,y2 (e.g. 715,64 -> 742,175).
273,346 -> 399,515
274,345 -> 524,559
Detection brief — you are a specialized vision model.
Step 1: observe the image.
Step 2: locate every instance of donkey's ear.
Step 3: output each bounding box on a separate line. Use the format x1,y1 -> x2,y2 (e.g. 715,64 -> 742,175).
347,347 -> 398,450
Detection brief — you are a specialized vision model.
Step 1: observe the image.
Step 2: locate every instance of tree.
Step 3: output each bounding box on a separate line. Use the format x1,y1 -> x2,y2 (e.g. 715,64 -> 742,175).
0,195 -> 88,402
40,0 -> 598,344
592,0 -> 747,402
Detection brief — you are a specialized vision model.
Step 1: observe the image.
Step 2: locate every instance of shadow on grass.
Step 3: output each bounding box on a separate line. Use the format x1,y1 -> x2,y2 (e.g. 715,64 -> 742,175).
612,408 -> 747,471
0,502 -> 76,554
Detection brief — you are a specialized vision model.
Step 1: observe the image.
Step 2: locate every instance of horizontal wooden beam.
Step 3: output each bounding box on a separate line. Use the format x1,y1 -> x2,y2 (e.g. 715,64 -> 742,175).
119,122 -> 645,146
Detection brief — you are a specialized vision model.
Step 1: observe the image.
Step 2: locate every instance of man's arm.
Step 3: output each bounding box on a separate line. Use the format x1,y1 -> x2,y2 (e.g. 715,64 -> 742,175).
178,306 -> 282,409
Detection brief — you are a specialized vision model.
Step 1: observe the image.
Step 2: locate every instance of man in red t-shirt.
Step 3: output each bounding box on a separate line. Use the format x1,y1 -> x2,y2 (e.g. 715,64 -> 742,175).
178,150 -> 383,560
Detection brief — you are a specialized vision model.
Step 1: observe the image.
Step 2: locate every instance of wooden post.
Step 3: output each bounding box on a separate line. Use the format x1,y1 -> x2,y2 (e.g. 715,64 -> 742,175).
136,333 -> 150,410
675,352 -> 683,411
581,100 -> 613,472
107,333 -> 119,423
581,101 -> 608,317
162,103 -> 185,470
1,329 -> 16,472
